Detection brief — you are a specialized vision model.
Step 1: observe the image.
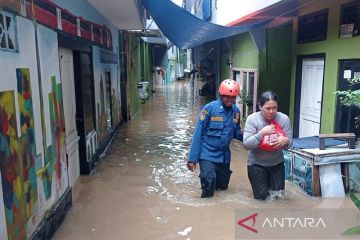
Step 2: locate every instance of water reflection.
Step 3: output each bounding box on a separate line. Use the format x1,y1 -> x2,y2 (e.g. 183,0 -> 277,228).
52,80 -> 355,240
114,80 -> 320,207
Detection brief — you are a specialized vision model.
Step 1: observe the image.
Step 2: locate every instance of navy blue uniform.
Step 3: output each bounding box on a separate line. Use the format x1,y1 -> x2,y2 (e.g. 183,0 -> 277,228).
189,99 -> 243,197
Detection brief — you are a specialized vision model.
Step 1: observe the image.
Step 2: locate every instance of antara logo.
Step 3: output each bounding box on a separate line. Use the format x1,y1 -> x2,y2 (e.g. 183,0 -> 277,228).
237,213 -> 327,234
261,217 -> 327,228
237,213 -> 258,234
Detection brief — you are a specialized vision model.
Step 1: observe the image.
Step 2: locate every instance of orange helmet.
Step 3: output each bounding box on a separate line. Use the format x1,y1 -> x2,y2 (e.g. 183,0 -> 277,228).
218,79 -> 240,96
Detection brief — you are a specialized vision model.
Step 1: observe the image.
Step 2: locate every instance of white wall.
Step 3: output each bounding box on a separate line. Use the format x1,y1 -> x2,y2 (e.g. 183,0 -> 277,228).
1,0 -> 123,238
0,17 -> 41,152
184,0 -> 281,26
37,25 -> 62,147
0,16 -> 41,240
37,22 -> 69,196
0,16 -> 68,239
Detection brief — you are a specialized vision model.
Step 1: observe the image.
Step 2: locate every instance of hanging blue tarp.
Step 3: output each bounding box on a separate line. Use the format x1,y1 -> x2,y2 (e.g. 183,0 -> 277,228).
141,0 -> 270,49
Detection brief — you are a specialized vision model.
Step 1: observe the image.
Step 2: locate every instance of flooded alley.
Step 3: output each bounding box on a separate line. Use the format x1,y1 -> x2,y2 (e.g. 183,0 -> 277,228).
52,80 -> 354,240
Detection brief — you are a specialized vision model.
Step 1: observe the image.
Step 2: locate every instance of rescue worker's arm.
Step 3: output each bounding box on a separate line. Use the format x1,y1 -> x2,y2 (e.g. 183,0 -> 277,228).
188,107 -> 210,171
233,109 -> 243,141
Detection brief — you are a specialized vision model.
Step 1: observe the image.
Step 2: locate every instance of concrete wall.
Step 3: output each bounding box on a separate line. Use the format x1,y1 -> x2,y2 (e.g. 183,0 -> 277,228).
289,0 -> 360,133
0,0 -> 121,238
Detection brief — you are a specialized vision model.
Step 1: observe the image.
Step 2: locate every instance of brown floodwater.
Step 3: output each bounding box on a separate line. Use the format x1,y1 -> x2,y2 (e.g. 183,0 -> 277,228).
52,79 -> 355,240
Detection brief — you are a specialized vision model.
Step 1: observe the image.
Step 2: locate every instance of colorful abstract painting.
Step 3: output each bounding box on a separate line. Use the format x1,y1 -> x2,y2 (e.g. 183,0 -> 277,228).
16,68 -> 38,218
49,77 -> 65,193
0,65 -> 69,239
0,90 -> 25,240
40,76 -> 66,200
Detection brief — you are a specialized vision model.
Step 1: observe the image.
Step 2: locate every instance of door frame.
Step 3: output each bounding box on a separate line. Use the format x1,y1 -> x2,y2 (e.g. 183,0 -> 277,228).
294,53 -> 326,138
73,50 -> 96,174
59,36 -> 95,174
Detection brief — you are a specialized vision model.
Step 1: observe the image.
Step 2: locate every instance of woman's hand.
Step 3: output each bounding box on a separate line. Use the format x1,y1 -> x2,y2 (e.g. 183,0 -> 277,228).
259,124 -> 277,137
270,135 -> 289,149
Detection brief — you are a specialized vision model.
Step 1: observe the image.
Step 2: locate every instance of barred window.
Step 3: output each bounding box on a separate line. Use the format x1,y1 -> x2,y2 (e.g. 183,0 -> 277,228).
0,10 -> 17,52
297,10 -> 328,44
339,1 -> 360,38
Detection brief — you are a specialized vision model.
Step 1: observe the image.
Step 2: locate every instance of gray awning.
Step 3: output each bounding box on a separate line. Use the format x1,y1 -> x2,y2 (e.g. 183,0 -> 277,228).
141,37 -> 167,45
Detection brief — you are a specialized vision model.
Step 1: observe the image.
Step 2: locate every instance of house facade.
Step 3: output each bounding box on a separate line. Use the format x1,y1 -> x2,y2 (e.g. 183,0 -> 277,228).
185,0 -> 360,138
219,26 -> 292,125
289,0 -> 360,138
182,0 -> 292,119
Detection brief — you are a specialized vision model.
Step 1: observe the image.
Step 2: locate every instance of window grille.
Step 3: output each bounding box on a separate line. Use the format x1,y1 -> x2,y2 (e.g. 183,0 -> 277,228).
297,10 -> 328,43
232,68 -> 258,124
340,1 -> 360,38
0,10 -> 17,52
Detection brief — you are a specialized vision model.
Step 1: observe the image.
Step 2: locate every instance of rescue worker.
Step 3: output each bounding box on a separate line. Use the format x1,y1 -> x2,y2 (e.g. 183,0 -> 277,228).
187,79 -> 243,198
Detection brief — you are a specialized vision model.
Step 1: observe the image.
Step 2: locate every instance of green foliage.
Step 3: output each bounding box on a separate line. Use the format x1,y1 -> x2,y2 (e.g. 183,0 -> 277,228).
342,165 -> 360,235
335,77 -> 360,107
350,192 -> 360,209
335,77 -> 360,129
343,226 -> 360,235
335,78 -> 360,234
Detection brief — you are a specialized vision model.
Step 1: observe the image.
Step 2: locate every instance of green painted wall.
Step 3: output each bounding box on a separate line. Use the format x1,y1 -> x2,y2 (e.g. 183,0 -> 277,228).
289,0 -> 360,134
129,40 -> 154,117
140,42 -> 145,82
220,32 -> 259,81
259,26 -> 292,114
219,28 -> 292,114
220,48 -> 231,81
140,41 -> 153,97
143,42 -> 154,97
128,34 -> 142,117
